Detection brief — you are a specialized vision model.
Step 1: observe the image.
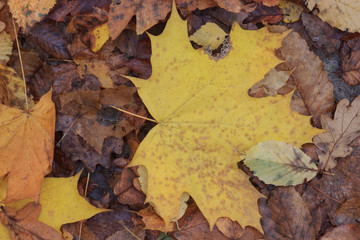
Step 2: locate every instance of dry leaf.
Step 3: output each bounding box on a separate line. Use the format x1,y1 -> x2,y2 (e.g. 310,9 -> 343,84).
8,0 -> 56,30
279,31 -> 335,126
74,58 -> 113,88
259,187 -> 316,239
278,0 -> 303,23
0,203 -> 62,240
334,198 -> 360,226
313,96 -> 360,170
138,205 -> 166,232
306,0 -> 360,32
189,22 -> 228,50
341,37 -> 360,86
254,0 -> 279,6
0,90 -> 55,202
244,141 -> 318,186
126,5 -> 322,230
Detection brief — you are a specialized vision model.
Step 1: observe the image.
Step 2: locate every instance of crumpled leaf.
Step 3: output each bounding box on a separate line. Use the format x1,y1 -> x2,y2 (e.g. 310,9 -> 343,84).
8,0 -> 56,30
0,203 -> 62,240
314,96 -> 360,170
0,31 -> 12,64
279,31 -> 335,126
0,172 -> 107,237
306,0 -> 360,33
0,90 -> 55,202
189,22 -> 228,50
259,187 -> 316,240
244,141 -> 318,186
126,5 -> 322,230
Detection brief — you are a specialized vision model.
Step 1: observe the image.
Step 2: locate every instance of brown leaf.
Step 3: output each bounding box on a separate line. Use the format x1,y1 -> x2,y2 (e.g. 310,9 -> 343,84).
29,22 -> 70,59
334,198 -> 360,226
301,13 -> 341,53
113,168 -> 146,206
253,0 -> 279,7
0,203 -> 62,240
319,224 -> 360,240
279,31 -> 335,126
341,37 -> 360,86
313,96 -> 360,170
242,4 -> 283,25
137,205 -> 166,232
259,187 -> 316,240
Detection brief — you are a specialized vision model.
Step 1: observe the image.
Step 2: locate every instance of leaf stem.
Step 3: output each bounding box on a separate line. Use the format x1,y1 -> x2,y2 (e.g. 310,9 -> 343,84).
110,105 -> 158,123
308,182 -> 343,204
11,17 -> 28,111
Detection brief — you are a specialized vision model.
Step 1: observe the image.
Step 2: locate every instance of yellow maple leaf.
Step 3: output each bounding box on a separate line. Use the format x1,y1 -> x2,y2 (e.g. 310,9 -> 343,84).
126,6 -> 323,231
0,90 -> 55,202
0,172 -> 107,238
8,0 -> 56,30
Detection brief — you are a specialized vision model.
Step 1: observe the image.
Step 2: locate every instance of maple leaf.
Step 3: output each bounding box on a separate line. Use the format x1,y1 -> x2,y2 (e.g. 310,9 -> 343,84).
8,0 -> 56,30
0,172 -> 107,238
0,90 -> 55,202
306,0 -> 360,33
125,5 -> 323,230
314,96 -> 360,170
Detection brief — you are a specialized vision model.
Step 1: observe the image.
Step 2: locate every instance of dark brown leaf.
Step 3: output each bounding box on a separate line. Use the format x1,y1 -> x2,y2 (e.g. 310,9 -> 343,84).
259,187 -> 316,240
334,198 -> 360,226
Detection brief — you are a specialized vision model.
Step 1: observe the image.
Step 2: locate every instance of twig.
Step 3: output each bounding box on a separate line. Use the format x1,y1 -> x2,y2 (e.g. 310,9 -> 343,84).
308,182 -> 343,204
121,224 -> 142,240
78,172 -> 91,240
11,17 -> 28,111
111,105 -> 158,123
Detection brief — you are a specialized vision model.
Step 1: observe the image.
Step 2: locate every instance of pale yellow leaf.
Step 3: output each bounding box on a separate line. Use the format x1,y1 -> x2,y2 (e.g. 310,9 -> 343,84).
189,22 -> 228,50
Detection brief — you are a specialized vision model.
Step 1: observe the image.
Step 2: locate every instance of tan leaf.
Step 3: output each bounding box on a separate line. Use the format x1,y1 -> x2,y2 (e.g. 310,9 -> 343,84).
314,96 -> 360,170
306,0 -> 360,32
0,31 -> 12,64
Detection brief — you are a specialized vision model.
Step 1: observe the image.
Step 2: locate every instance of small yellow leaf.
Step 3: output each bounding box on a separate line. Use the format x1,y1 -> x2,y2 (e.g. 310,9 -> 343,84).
90,23 -> 110,52
0,172 -> 107,238
306,0 -> 360,32
278,0 -> 303,23
244,141 -> 317,186
0,31 -> 12,65
189,22 -> 228,50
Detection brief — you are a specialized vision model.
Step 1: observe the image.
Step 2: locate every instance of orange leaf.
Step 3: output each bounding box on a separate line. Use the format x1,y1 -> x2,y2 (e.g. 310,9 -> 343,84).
0,90 -> 55,202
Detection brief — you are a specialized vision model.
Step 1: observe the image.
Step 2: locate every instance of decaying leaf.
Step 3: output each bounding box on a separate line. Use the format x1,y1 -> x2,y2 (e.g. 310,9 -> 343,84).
0,203 -> 62,240
306,0 -> 360,33
279,31 -> 335,126
244,141 -> 318,186
8,0 -> 56,30
278,0 -> 303,23
89,23 -> 110,52
0,172 -> 107,238
126,5 -> 322,230
259,187 -> 316,240
0,90 -> 55,202
189,22 -> 228,50
254,0 -> 279,6
314,96 -> 360,170
0,31 -> 12,64
334,197 -> 360,226
74,58 -> 113,88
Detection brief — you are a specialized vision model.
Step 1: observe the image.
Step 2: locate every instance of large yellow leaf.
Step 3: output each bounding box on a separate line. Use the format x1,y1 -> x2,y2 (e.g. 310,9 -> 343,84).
0,172 -> 107,238
0,90 -> 55,202
127,5 -> 323,230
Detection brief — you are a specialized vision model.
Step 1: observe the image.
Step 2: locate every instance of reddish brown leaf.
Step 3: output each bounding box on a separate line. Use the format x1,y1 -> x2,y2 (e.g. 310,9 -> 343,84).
334,198 -> 360,226
259,187 -> 316,240
0,203 -> 62,240
319,224 -> 360,240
